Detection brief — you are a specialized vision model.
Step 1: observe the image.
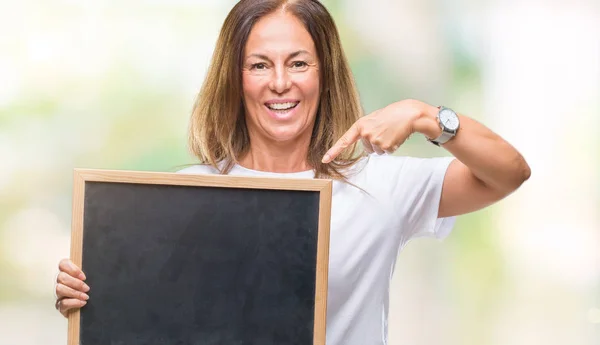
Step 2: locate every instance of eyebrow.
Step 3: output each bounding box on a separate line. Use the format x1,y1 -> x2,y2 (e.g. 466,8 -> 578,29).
245,50 -> 311,61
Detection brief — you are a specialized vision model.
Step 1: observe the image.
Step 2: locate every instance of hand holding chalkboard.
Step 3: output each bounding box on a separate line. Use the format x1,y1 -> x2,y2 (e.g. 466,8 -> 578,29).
54,258 -> 90,317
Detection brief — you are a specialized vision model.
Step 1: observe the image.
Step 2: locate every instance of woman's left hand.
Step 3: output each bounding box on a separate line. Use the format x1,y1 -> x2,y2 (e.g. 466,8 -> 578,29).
322,99 -> 441,163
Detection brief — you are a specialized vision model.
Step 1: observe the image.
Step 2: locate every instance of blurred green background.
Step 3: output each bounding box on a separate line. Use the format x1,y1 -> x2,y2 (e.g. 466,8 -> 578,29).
1,0 -> 599,344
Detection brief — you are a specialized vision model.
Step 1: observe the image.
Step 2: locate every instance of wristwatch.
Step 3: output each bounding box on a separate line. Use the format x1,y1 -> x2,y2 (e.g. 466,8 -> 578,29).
429,106 -> 459,146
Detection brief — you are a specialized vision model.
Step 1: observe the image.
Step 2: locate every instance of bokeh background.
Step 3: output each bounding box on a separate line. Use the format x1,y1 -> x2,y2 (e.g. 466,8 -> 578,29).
1,0 -> 598,344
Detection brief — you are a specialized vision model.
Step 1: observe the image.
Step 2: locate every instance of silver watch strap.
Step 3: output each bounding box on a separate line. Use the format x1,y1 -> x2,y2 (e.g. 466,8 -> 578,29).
429,131 -> 454,146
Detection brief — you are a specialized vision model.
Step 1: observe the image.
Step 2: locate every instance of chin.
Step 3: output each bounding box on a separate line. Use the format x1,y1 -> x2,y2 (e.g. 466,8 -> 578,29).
264,124 -> 309,143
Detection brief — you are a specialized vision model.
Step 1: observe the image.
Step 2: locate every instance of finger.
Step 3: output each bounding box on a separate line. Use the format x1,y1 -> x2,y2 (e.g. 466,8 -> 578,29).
322,123 -> 362,163
361,138 -> 374,154
58,298 -> 87,316
372,144 -> 385,155
58,258 -> 86,281
57,272 -> 90,292
59,298 -> 87,317
56,283 -> 89,301
383,143 -> 399,154
384,147 -> 397,154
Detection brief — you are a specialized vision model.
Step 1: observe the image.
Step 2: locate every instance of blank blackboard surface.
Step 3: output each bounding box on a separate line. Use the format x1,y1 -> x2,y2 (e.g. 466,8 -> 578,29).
67,169 -> 332,345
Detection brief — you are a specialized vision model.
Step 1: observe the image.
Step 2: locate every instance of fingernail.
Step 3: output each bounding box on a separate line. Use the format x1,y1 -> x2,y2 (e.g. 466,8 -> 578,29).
82,284 -> 90,292
81,300 -> 87,306
82,293 -> 89,300
322,154 -> 330,163
79,272 -> 86,280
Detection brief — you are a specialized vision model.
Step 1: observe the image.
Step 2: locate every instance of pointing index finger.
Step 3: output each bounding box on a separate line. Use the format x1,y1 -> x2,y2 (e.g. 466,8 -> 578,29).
322,122 -> 361,163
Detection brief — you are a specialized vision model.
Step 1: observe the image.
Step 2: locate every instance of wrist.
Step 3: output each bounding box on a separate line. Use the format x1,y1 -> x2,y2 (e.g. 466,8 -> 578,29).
413,104 -> 442,139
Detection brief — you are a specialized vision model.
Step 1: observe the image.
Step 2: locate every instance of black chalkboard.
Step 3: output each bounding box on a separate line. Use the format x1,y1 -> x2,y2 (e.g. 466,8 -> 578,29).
67,169 -> 332,345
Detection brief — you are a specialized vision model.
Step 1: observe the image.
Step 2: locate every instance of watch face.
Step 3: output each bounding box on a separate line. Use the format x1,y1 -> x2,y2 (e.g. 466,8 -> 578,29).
439,109 -> 459,130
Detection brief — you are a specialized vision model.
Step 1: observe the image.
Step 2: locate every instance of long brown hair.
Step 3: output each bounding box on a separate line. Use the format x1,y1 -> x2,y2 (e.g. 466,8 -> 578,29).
188,0 -> 364,179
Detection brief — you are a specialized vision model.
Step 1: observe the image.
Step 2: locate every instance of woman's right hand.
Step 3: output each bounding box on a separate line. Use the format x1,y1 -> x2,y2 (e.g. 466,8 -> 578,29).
55,258 -> 90,318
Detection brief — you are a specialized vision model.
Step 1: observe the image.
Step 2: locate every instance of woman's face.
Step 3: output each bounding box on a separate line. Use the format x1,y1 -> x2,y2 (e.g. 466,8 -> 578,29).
242,11 -> 320,145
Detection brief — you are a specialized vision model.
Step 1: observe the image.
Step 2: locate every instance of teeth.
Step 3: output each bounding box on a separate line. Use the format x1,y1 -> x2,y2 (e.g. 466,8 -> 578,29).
267,102 -> 298,110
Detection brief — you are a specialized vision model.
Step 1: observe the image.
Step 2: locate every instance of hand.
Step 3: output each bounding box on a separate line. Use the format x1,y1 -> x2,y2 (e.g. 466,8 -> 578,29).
55,258 -> 90,318
322,99 -> 440,163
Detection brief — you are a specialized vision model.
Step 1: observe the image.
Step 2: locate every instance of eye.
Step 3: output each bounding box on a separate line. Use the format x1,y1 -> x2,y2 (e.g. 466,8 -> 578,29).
250,63 -> 267,70
291,61 -> 308,69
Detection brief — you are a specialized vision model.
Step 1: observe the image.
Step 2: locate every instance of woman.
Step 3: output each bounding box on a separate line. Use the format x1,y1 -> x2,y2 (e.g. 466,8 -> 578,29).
54,0 -> 530,344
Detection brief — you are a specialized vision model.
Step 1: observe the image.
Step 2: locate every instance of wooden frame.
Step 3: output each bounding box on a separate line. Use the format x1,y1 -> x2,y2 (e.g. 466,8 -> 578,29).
68,168 -> 332,345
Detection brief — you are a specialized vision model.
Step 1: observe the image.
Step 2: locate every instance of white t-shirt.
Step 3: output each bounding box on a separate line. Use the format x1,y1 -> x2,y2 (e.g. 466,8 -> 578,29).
177,154 -> 456,345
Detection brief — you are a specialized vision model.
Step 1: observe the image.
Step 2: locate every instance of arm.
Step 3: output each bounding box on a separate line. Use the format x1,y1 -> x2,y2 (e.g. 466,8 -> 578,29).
413,104 -> 531,218
322,99 -> 531,218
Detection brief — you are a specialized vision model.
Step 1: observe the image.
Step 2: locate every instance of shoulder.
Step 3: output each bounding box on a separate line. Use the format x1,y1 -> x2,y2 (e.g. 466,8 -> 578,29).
176,164 -> 221,175
353,154 -> 454,181
359,155 -> 456,238
344,154 -> 454,201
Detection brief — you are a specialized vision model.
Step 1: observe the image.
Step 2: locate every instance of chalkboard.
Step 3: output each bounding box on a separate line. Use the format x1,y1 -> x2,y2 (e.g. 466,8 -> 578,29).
67,169 -> 332,345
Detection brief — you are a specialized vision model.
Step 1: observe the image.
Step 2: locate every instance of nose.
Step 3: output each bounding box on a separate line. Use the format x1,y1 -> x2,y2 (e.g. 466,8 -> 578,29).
268,66 -> 292,94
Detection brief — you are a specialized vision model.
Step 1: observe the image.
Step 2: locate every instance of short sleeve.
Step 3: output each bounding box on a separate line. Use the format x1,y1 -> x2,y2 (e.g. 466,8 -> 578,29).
398,156 -> 456,240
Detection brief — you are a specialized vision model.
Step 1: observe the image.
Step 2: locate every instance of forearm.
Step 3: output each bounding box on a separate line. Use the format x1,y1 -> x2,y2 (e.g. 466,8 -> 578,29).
415,104 -> 531,194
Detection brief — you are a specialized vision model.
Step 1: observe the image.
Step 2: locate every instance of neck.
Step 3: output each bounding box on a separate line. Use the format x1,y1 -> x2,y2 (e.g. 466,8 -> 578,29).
238,134 -> 313,173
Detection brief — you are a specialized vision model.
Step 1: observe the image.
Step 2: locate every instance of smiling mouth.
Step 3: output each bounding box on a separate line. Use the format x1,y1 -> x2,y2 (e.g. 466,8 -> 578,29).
265,101 -> 300,112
